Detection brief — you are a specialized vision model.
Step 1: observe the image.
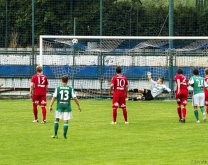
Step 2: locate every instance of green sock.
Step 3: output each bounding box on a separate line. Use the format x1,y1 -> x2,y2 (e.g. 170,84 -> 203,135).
54,121 -> 59,136
63,122 -> 68,138
200,107 -> 206,115
194,110 -> 199,121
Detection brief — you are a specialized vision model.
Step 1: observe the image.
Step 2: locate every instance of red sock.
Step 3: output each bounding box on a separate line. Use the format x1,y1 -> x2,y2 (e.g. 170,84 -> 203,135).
122,108 -> 128,122
177,107 -> 182,119
182,108 -> 186,118
41,106 -> 46,121
112,108 -> 117,122
33,104 -> 38,120
206,107 -> 208,114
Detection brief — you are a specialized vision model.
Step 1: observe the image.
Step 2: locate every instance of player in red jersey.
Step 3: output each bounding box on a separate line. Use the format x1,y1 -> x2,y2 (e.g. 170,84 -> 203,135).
110,66 -> 128,124
204,68 -> 208,114
174,68 -> 189,123
30,65 -> 48,123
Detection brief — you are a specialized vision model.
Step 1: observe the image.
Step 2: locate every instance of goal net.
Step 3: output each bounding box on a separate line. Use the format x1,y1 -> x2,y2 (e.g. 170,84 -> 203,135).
39,36 -> 208,99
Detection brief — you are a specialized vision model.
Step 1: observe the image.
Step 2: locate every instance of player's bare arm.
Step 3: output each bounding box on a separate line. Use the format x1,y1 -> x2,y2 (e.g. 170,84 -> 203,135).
74,97 -> 81,112
109,84 -> 114,95
49,97 -> 56,112
29,82 -> 34,98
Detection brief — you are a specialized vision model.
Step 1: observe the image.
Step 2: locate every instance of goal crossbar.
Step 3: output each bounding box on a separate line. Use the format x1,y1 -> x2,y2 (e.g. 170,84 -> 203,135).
40,35 -> 208,40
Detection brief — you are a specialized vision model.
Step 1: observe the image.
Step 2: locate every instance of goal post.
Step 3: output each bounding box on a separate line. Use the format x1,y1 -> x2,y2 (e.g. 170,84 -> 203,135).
39,35 -> 208,99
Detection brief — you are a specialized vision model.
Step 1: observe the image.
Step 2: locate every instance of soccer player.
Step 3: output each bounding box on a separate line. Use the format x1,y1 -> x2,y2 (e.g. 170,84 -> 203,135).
49,75 -> 81,139
189,69 -> 206,123
204,68 -> 208,114
129,72 -> 171,101
30,65 -> 48,123
174,68 -> 189,123
110,66 -> 128,124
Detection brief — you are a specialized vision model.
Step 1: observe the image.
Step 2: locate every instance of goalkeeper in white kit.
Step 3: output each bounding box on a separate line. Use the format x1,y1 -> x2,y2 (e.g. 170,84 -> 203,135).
129,72 -> 171,101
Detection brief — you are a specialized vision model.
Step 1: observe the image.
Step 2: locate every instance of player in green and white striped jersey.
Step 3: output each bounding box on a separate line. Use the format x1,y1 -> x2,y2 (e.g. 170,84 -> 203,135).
49,75 -> 81,139
189,69 -> 206,123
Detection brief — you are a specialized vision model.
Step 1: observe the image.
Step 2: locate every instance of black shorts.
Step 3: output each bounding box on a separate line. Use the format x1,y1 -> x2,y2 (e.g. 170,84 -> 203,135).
143,89 -> 154,100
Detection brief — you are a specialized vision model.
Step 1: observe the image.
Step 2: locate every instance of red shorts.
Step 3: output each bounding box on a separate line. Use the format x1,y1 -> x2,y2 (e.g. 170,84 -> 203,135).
175,91 -> 188,106
32,95 -> 47,106
205,92 -> 208,106
112,94 -> 126,109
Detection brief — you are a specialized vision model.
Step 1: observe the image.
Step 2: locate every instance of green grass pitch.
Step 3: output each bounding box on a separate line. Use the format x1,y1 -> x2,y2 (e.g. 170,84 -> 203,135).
0,99 -> 208,165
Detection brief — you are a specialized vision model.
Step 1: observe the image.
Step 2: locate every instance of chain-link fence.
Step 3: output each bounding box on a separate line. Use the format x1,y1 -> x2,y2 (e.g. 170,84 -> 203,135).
0,0 -> 208,48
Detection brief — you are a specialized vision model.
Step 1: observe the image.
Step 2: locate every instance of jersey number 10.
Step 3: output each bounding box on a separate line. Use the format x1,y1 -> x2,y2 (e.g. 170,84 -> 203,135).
116,78 -> 126,87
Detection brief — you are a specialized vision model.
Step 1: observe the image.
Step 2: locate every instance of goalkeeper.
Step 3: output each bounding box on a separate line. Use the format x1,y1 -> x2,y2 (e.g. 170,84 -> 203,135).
129,72 -> 171,101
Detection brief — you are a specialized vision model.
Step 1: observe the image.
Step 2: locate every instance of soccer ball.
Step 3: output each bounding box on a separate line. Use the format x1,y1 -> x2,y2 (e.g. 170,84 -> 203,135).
72,38 -> 78,44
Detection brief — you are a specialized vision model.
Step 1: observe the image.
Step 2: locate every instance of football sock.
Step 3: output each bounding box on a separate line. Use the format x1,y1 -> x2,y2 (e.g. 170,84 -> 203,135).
41,107 -> 46,121
177,107 -> 182,119
194,110 -> 199,121
54,121 -> 59,136
33,104 -> 38,120
122,108 -> 128,122
182,108 -> 186,119
200,107 -> 206,115
112,108 -> 117,122
206,107 -> 208,114
63,122 -> 68,138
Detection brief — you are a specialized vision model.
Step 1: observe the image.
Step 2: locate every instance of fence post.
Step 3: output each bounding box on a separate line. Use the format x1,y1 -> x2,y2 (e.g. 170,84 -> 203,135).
4,0 -> 8,48
31,0 -> 35,75
169,0 -> 174,94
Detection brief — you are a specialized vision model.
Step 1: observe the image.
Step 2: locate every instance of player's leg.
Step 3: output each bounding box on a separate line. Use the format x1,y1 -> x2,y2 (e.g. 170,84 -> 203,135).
63,112 -> 72,139
41,106 -> 46,123
193,95 -> 200,123
128,88 -> 145,101
177,104 -> 182,122
176,94 -> 182,122
143,89 -> 154,101
199,93 -> 206,121
52,118 -> 59,138
200,106 -> 206,122
40,95 -> 47,123
194,106 -> 200,123
120,96 -> 128,124
181,94 -> 188,123
181,105 -> 187,123
32,103 -> 38,122
128,88 -> 139,92
122,108 -> 128,124
63,120 -> 69,139
32,95 -> 38,122
112,95 -> 119,124
52,111 -> 60,138
128,88 -> 144,94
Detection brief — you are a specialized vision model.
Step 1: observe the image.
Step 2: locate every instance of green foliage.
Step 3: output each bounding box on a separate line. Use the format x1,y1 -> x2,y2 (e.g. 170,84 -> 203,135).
0,99 -> 208,164
0,0 -> 208,47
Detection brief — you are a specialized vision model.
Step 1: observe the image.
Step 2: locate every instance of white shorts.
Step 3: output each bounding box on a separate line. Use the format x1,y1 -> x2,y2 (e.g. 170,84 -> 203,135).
55,111 -> 73,120
192,93 -> 205,107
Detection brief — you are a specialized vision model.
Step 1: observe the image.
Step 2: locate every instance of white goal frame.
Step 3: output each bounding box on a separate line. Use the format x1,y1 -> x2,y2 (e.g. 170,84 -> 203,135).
39,35 -> 208,66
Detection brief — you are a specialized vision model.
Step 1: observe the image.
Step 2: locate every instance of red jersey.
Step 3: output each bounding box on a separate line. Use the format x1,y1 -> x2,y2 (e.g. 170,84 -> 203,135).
204,75 -> 208,95
111,74 -> 128,95
31,74 -> 48,95
174,74 -> 188,93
